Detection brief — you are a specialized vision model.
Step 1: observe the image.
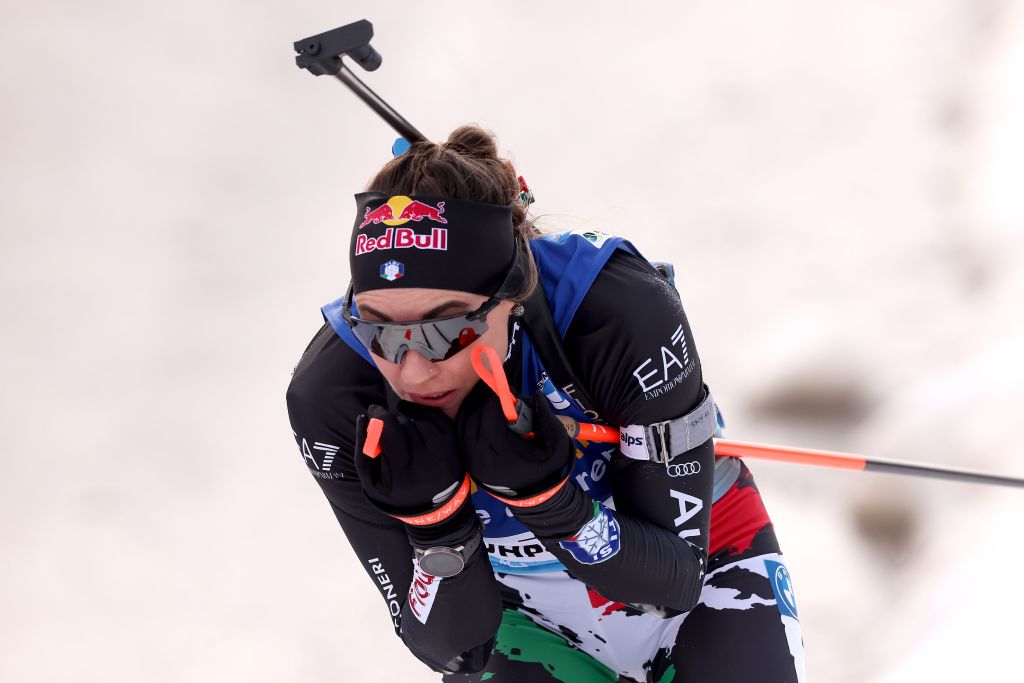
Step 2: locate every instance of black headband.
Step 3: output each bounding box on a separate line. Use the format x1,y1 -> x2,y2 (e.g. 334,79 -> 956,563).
349,193 -> 520,297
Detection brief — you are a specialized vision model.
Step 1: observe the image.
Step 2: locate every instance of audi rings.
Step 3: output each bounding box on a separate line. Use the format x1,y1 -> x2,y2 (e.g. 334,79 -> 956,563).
665,461 -> 701,477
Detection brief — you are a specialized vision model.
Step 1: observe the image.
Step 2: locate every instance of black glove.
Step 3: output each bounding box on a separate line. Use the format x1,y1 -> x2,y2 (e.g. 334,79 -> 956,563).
456,382 -> 574,501
354,402 -> 470,531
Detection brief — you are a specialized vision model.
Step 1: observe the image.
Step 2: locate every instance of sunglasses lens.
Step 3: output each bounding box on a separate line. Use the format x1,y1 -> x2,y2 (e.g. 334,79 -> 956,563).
367,335 -> 390,360
442,327 -> 480,360
351,316 -> 489,364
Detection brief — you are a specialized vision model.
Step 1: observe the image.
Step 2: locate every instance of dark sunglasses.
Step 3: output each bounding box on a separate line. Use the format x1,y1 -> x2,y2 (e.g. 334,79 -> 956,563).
341,284 -> 502,363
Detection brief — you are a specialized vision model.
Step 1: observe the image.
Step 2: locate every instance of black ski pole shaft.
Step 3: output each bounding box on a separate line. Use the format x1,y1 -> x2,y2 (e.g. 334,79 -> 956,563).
293,20 -> 427,143
863,457 -> 1024,489
713,439 -> 1024,489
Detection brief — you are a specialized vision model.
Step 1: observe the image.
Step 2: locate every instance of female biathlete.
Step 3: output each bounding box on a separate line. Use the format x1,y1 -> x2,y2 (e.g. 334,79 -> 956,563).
286,125 -> 806,682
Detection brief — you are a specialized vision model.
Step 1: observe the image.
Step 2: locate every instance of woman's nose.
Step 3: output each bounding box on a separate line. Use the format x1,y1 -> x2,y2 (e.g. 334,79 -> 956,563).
399,349 -> 435,385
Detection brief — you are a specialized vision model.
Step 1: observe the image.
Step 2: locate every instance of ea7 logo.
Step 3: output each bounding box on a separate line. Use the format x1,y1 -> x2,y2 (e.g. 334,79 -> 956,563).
295,434 -> 341,477
632,323 -> 692,393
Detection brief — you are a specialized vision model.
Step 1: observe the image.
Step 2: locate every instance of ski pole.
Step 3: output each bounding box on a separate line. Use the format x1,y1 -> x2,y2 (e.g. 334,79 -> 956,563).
555,415 -> 621,443
573,422 -> 1024,489
464,360 -> 1024,489
471,344 -> 622,444
712,439 -> 1024,489
561,418 -> 1024,489
469,345 -> 620,443
293,20 -> 427,143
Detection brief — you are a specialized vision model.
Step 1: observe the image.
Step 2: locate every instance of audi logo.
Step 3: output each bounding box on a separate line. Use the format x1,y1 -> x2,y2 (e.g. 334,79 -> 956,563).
666,461 -> 701,477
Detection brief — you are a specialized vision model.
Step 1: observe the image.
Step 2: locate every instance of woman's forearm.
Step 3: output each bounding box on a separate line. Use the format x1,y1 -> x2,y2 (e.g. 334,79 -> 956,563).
513,440 -> 715,613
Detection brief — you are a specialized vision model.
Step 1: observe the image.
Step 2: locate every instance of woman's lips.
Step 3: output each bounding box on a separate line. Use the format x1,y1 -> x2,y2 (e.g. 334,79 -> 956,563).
407,390 -> 457,408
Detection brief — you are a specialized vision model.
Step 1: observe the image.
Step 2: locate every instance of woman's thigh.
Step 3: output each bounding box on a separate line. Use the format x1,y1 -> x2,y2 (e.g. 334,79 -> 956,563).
654,553 -> 806,683
443,609 -> 620,683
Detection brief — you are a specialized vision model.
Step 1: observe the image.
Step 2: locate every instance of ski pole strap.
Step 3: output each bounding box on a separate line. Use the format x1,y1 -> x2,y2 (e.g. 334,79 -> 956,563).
487,476 -> 569,509
618,386 -> 718,466
392,474 -> 473,527
470,344 -> 535,437
471,345 -> 520,423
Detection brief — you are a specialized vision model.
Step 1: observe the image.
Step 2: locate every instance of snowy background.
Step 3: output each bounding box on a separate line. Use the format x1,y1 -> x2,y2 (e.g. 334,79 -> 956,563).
2,1 -> 1023,681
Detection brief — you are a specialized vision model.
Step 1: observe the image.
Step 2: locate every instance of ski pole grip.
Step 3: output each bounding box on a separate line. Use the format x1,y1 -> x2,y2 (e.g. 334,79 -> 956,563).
471,346 -> 519,422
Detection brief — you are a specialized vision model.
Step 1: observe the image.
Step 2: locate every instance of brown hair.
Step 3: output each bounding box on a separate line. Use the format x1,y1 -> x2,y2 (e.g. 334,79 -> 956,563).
366,124 -> 541,301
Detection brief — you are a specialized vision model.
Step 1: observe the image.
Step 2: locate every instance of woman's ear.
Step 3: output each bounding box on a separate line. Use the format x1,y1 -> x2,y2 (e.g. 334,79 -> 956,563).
495,299 -> 516,317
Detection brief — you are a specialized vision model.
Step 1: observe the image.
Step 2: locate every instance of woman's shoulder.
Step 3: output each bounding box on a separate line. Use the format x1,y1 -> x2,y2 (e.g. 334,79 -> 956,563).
564,247 -> 689,375
286,323 -> 387,496
530,230 -> 656,330
286,322 -> 386,422
562,248 -> 701,426
573,249 -> 686,328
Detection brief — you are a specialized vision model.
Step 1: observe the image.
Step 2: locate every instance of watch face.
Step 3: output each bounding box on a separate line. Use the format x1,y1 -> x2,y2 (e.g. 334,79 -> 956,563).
420,549 -> 464,578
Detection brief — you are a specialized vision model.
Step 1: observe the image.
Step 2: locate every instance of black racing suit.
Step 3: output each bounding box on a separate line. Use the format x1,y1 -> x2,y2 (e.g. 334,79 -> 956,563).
286,251 -> 799,682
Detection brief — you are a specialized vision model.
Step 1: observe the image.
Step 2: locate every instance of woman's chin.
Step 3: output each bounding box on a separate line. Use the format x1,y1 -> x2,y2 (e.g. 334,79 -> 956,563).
441,398 -> 463,420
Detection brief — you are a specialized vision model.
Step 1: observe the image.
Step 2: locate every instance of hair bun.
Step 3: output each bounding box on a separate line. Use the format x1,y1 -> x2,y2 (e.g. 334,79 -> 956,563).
444,124 -> 499,160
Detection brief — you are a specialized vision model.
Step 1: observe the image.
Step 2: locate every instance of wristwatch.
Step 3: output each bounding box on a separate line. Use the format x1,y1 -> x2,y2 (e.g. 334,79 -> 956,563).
414,532 -> 483,578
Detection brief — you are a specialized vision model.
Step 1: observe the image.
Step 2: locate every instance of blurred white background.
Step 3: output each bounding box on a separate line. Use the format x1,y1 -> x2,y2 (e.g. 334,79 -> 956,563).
2,1 -> 1022,681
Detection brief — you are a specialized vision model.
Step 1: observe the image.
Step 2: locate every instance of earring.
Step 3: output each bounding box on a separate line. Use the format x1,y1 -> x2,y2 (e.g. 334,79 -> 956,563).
511,303 -> 525,318
428,365 -> 436,376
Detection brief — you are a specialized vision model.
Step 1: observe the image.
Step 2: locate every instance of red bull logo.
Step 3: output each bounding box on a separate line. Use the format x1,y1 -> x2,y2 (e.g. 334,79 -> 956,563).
354,227 -> 448,256
359,196 -> 448,229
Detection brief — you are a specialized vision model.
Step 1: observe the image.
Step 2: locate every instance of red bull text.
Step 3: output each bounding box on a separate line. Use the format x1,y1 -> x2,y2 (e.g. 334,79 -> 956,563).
354,227 -> 448,256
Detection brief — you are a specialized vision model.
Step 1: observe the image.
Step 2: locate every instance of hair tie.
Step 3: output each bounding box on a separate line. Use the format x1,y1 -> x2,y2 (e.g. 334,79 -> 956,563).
517,174 -> 535,208
505,162 -> 535,207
